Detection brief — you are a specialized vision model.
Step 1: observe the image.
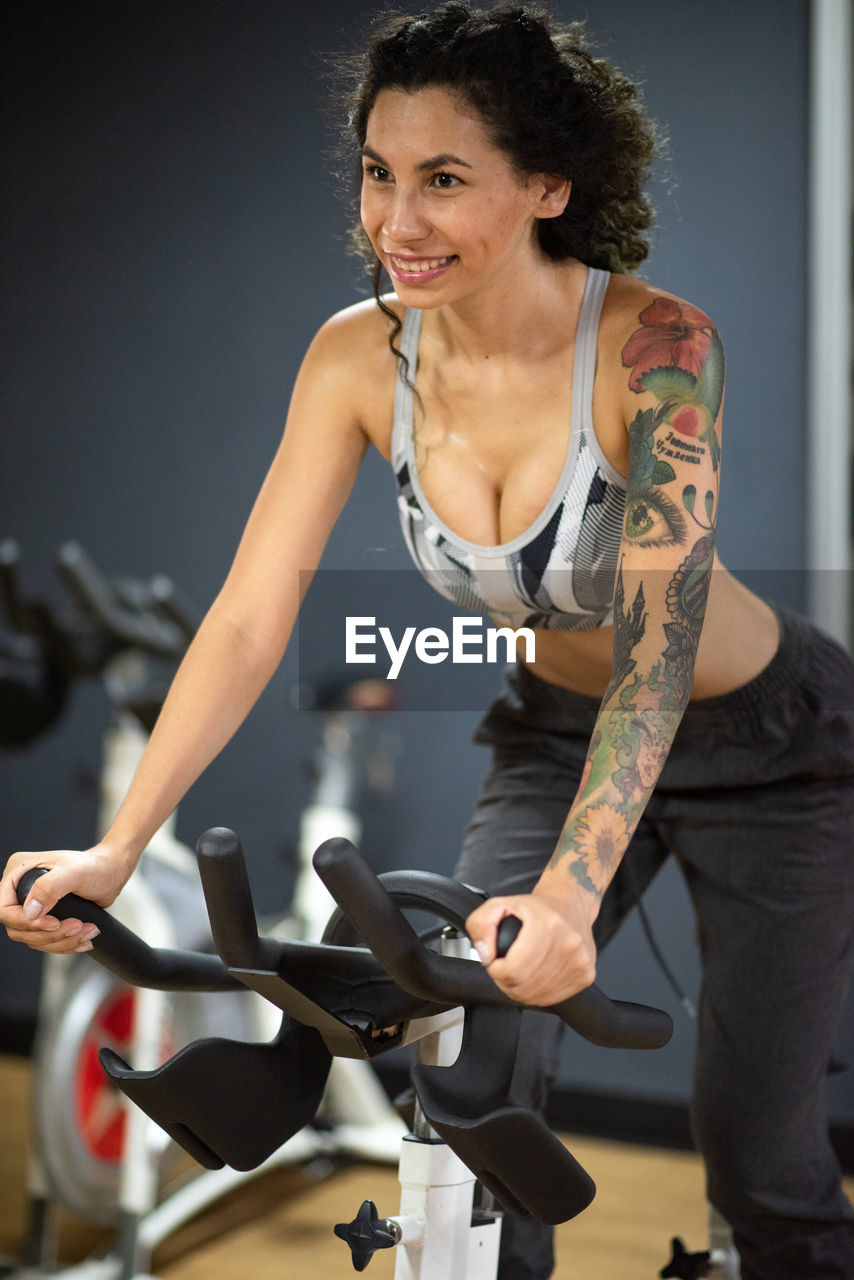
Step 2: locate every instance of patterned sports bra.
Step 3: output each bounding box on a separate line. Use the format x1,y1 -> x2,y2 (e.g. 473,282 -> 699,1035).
391,266 -> 627,630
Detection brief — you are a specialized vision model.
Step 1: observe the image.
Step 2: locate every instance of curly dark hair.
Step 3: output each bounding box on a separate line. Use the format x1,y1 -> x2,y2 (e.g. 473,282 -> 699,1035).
332,3 -> 658,289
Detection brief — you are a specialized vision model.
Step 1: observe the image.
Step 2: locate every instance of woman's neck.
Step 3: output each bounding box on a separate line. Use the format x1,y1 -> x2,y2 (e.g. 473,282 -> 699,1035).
429,255 -> 587,365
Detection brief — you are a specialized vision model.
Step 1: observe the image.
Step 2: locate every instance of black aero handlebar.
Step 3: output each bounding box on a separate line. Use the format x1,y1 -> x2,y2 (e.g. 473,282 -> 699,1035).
16,868 -> 241,992
310,837 -> 673,1051
194,827 -> 283,972
17,831 -> 673,1052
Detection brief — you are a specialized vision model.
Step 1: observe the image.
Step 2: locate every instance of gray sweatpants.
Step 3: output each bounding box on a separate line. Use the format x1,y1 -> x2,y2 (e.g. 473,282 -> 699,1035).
455,606 -> 854,1280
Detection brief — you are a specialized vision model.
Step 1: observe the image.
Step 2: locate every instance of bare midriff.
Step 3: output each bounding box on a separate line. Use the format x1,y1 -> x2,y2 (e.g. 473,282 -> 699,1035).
522,557 -> 780,701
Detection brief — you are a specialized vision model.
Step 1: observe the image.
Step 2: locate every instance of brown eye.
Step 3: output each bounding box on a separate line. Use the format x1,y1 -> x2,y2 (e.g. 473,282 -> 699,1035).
364,164 -> 392,183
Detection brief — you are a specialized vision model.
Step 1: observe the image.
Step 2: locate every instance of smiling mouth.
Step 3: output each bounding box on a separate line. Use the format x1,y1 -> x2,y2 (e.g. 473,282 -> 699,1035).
387,254 -> 457,276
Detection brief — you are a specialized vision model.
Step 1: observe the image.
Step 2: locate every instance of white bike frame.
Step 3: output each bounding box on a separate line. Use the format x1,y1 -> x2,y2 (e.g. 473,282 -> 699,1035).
12,680 -> 405,1280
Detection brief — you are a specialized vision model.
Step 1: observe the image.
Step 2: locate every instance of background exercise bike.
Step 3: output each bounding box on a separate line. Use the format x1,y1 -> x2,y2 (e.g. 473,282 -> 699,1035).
0,544 -> 406,1280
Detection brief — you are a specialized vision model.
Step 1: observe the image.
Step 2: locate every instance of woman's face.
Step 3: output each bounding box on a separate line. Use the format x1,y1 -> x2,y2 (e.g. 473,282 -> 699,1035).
360,87 -> 565,308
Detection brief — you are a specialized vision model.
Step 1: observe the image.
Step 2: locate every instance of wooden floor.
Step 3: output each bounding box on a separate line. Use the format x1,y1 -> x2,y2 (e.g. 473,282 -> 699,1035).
2,1055 -> 851,1279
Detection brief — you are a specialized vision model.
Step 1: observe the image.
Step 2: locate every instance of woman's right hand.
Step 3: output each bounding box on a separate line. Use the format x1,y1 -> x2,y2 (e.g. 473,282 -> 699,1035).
0,845 -> 134,954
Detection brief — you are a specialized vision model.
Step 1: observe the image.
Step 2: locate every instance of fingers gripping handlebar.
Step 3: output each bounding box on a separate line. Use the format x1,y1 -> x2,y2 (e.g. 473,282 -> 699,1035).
310,837 -> 672,1051
16,868 -> 241,992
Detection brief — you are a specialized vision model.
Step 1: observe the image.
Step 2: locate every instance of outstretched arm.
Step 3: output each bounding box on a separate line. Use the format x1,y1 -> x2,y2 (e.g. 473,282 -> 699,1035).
0,307 -> 376,950
469,293 -> 723,1003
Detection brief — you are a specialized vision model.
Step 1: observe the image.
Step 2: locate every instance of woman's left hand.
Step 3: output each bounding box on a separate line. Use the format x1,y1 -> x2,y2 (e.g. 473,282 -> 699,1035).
465,884 -> 599,1007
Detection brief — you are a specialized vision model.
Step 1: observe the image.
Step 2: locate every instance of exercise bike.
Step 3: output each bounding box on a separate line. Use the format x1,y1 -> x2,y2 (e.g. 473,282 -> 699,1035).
17,828 -> 675,1278
0,545 -> 405,1280
2,543 -> 740,1279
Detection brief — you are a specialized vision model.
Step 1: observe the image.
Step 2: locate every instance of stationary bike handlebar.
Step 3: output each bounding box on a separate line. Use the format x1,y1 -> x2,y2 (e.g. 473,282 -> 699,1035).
0,540 -> 199,741
18,831 -> 673,1051
1,539 -> 196,677
17,867 -> 241,992
54,541 -> 196,661
310,837 -> 672,1051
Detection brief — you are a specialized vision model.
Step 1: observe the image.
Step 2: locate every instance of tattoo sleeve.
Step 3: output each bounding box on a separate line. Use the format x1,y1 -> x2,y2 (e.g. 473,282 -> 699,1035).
546,296 -> 722,899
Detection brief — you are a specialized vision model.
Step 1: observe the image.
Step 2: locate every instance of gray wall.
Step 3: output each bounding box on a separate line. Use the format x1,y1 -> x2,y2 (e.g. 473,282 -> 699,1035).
3,0 -> 850,1121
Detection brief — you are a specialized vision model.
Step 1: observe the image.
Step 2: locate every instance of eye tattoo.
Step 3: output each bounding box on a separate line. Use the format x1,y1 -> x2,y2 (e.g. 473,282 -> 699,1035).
624,487 -> 687,547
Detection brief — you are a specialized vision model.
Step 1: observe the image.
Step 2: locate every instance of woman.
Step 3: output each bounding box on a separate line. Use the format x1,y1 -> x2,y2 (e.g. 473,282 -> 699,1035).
2,6 -> 853,1278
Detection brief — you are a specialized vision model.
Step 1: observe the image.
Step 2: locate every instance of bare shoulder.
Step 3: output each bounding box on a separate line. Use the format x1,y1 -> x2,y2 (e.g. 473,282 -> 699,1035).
314,292 -> 402,345
600,273 -> 719,352
303,295 -> 402,452
598,273 -> 723,412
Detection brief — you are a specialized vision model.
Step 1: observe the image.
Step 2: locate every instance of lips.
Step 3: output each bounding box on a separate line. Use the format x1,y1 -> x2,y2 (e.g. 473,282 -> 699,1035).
386,253 -> 457,283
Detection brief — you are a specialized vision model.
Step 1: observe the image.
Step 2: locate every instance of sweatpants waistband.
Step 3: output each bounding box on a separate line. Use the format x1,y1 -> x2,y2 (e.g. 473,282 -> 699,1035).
483,603 -> 854,791
506,603 -> 852,742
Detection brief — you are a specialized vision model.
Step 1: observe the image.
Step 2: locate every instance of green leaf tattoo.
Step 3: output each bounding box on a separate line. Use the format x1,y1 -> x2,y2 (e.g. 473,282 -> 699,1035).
624,411 -> 688,547
639,366 -> 697,403
629,411 -> 677,487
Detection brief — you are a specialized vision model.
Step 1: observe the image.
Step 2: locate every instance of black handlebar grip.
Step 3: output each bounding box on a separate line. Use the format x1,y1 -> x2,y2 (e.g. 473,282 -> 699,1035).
55,542 -> 136,639
16,868 -> 239,992
312,836 -> 462,996
195,828 -> 268,971
553,985 -> 672,1050
493,913 -> 672,1049
496,915 -> 522,958
314,840 -> 673,1051
494,913 -> 672,1049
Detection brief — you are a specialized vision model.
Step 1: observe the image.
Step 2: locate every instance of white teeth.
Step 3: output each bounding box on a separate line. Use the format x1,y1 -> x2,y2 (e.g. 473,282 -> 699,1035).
392,256 -> 452,273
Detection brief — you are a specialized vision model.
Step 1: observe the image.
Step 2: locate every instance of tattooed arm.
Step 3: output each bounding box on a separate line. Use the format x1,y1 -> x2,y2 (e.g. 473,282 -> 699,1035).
468,294 -> 723,1005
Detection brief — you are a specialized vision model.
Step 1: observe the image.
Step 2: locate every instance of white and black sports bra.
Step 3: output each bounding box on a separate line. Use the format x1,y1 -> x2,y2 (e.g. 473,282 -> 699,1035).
391,266 -> 627,631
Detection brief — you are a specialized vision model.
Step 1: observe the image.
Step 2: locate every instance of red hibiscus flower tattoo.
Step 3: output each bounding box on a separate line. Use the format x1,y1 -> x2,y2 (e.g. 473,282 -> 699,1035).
622,297 -> 714,393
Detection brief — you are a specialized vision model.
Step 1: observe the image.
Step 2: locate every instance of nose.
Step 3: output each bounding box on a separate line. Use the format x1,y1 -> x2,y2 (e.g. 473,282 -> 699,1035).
383,186 -> 429,245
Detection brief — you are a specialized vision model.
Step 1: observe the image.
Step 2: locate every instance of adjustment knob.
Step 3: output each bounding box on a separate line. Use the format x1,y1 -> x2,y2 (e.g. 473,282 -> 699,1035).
660,1236 -> 712,1278
333,1199 -> 397,1271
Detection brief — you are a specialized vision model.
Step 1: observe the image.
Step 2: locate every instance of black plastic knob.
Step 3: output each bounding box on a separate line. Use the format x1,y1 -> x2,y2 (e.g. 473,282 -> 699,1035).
333,1200 -> 397,1271
660,1236 -> 712,1279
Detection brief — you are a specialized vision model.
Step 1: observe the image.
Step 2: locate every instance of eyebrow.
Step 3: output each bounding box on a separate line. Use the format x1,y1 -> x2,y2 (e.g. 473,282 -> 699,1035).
361,144 -> 473,172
